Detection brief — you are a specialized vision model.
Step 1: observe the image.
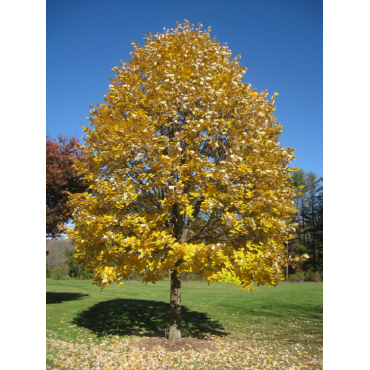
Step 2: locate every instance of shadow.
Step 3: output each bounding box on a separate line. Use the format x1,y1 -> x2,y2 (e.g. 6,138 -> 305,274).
72,298 -> 229,339
46,292 -> 89,304
245,302 -> 323,322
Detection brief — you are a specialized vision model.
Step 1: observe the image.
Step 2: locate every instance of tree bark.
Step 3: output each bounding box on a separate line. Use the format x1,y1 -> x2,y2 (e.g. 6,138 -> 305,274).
169,266 -> 181,340
168,197 -> 201,341
286,243 -> 289,278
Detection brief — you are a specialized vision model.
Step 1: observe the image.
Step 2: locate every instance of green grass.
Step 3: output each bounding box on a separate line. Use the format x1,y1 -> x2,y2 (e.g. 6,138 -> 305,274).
47,280 -> 323,369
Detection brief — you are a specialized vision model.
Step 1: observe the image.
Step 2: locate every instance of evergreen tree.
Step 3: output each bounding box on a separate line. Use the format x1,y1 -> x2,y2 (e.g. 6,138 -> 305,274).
300,171 -> 323,271
64,249 -> 94,279
290,170 -> 323,272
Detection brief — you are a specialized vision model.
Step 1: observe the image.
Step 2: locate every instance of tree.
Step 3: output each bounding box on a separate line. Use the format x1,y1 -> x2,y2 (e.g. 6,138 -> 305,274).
50,266 -> 68,280
287,169 -> 306,276
46,134 -> 87,238
65,20 -> 308,341
65,249 -> 94,279
289,169 -> 323,273
301,171 -> 323,271
46,239 -> 73,270
291,169 -> 306,241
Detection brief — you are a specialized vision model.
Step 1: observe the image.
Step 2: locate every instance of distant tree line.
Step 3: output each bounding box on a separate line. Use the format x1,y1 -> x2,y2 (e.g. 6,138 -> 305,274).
288,169 -> 323,274
46,238 -> 93,279
46,239 -> 74,270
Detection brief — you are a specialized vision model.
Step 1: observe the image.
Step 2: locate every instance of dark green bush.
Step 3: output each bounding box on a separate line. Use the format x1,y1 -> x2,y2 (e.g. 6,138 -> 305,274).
80,269 -> 94,280
46,262 -> 51,278
64,249 -> 94,279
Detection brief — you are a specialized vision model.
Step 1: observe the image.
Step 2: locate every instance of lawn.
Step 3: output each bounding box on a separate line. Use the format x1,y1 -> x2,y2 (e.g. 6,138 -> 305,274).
46,280 -> 323,369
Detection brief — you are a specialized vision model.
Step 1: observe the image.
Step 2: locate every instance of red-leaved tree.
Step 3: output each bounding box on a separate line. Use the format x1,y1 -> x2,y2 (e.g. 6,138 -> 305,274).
46,134 -> 87,238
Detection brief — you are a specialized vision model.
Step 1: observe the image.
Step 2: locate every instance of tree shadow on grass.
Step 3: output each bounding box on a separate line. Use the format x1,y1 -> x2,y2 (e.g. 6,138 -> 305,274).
46,292 -> 89,304
246,302 -> 323,321
72,299 -> 229,339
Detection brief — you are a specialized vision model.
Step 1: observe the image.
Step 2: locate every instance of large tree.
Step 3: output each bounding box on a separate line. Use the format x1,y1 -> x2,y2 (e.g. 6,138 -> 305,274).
46,134 -> 87,238
65,21 -> 307,341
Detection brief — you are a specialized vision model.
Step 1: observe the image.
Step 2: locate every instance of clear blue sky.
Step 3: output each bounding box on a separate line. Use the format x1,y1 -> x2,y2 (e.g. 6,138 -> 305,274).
47,0 -> 323,178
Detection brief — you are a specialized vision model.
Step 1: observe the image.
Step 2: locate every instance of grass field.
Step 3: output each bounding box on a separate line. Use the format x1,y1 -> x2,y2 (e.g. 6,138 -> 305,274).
46,280 -> 323,369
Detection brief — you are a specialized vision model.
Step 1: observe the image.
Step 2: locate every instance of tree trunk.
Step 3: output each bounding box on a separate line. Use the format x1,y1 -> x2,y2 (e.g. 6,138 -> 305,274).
168,197 -> 201,341
286,242 -> 289,278
169,267 -> 181,341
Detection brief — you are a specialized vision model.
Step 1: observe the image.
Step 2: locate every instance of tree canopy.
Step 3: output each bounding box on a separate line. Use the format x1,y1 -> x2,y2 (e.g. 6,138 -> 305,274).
65,20 -> 308,340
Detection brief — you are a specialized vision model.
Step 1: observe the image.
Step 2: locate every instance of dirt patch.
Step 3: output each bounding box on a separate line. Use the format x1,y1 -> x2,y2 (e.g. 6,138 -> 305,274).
132,337 -> 220,352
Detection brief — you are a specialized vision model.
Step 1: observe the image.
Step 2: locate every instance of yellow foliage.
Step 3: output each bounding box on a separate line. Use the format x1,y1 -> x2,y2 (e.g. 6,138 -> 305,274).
65,20 -> 307,290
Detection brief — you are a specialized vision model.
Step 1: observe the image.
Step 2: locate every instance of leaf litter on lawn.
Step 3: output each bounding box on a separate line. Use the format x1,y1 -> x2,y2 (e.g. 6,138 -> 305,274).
46,281 -> 323,369
46,333 -> 323,370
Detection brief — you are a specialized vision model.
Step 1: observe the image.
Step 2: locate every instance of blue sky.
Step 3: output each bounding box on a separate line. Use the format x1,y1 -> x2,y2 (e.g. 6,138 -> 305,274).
47,0 -> 323,178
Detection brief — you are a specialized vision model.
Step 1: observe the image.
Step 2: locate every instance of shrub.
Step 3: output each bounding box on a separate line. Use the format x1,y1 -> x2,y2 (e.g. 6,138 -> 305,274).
158,270 -> 170,281
181,272 -> 207,282
311,271 -> 323,282
64,249 -> 94,279
305,270 -> 323,282
126,270 -> 145,281
80,269 -> 94,280
51,266 -> 68,280
286,270 -> 323,283
123,270 -> 207,282
46,262 -> 51,278
286,271 -> 305,283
